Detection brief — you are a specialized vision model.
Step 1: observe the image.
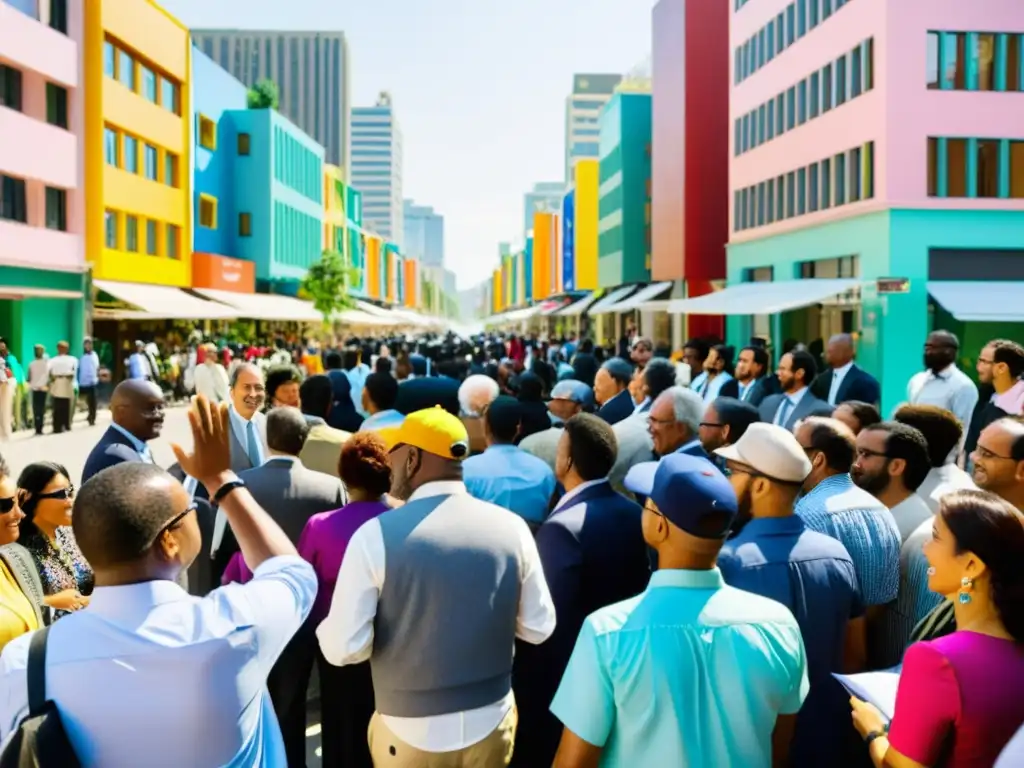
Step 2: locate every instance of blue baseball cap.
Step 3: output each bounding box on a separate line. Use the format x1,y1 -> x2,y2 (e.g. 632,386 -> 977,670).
549,379 -> 595,410
624,454 -> 738,538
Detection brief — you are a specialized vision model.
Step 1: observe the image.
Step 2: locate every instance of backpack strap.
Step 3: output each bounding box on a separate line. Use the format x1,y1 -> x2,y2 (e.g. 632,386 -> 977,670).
27,626 -> 51,717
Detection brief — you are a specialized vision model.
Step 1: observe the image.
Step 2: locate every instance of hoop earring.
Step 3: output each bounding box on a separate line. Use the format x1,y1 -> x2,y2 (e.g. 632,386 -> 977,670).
958,576 -> 974,605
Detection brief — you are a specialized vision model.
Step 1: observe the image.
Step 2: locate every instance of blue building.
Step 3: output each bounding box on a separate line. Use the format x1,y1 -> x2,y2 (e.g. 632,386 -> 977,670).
403,199 -> 444,268
351,92 -> 403,244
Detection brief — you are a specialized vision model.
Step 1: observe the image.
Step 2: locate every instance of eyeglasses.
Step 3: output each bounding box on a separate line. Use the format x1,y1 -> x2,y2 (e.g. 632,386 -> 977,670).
36,486 -> 75,501
148,502 -> 197,547
0,496 -> 16,513
700,421 -> 724,429
648,416 -> 675,427
974,444 -> 1015,461
854,448 -> 890,460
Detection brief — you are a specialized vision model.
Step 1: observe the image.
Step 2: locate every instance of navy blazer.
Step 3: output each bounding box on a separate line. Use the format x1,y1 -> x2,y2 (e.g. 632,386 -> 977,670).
511,480 -> 650,767
720,377 -> 770,407
597,389 -> 635,426
810,364 -> 881,406
81,426 -> 149,484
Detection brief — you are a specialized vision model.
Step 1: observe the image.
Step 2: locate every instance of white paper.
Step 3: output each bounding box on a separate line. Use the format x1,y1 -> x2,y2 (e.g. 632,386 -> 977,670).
833,666 -> 902,721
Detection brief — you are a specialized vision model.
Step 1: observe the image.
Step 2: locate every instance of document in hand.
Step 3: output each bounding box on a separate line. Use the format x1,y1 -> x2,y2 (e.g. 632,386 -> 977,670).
833,666 -> 902,721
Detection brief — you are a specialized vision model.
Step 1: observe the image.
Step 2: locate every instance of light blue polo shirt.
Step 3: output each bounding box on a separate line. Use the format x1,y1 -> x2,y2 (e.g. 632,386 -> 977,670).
550,568 -> 809,767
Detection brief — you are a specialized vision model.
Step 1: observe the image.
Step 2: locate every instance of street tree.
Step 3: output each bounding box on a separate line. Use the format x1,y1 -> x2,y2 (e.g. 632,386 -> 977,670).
300,249 -> 359,329
247,79 -> 279,110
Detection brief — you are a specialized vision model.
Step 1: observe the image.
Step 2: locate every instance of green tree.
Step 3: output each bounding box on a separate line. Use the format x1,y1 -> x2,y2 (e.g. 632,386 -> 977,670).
247,79 -> 280,110
300,249 -> 359,328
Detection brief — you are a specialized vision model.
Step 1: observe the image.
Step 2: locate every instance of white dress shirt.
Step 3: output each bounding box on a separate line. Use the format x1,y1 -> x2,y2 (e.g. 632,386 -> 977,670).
27,358 -> 49,390
906,365 -> 979,442
193,361 -> 230,404
0,556 -> 316,767
827,361 -> 854,405
317,480 -> 556,753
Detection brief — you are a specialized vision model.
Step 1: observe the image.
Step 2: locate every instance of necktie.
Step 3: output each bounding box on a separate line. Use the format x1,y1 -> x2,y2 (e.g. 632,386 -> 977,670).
776,397 -> 794,427
830,371 -> 840,405
246,420 -> 262,466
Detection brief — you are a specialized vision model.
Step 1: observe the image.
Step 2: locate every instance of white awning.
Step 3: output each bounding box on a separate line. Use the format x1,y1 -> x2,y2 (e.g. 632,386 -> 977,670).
556,292 -> 600,317
335,308 -> 396,326
193,287 -> 322,322
666,279 -> 863,315
94,280 -> 237,319
929,281 -> 1024,322
0,286 -> 82,300
588,285 -> 641,315
603,281 -> 673,313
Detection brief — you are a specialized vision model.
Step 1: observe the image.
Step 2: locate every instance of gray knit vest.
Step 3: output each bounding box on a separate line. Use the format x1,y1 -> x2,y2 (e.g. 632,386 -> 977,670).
371,491 -> 524,718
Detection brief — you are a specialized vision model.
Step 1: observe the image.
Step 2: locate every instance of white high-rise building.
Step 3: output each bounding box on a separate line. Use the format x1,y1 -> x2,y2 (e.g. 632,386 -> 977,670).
190,29 -> 351,170
351,93 -> 403,245
403,200 -> 444,268
564,73 -> 622,183
523,182 -> 565,238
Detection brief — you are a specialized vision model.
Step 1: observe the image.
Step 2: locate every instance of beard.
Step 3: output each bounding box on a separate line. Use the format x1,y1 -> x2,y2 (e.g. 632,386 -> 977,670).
852,467 -> 889,496
730,486 -> 754,535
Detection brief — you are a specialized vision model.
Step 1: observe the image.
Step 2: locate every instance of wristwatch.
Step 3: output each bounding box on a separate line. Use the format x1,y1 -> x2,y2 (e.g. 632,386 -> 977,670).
212,478 -> 246,504
864,727 -> 889,746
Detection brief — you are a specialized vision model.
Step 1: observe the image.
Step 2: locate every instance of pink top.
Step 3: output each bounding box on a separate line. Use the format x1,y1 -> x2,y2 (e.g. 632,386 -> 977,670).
993,379 -> 1024,416
888,632 -> 1024,768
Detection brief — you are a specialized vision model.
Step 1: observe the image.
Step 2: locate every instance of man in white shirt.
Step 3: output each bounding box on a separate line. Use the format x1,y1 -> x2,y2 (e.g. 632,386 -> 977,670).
906,331 -> 978,450
27,345 -> 49,435
317,407 -> 555,767
0,396 -> 316,766
193,344 -> 230,404
47,341 -> 77,434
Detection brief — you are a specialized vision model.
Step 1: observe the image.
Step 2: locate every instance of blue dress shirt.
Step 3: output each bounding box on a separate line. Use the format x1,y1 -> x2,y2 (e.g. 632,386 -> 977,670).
360,409 -> 405,432
78,352 -> 100,387
128,353 -> 148,380
110,422 -> 153,463
462,444 -> 557,525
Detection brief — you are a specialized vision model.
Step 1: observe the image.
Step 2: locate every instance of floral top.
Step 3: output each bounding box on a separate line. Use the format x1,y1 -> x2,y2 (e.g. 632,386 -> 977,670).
21,526 -> 94,619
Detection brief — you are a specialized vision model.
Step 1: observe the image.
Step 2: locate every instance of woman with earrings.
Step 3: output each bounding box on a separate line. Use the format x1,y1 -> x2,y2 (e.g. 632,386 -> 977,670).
17,462 -> 93,619
850,489 -> 1024,767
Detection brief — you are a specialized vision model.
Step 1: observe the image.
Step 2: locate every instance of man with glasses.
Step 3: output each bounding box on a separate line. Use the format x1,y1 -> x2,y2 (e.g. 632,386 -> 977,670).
81,380 -> 166,484
971,417 -> 1024,511
0,396 -> 316,766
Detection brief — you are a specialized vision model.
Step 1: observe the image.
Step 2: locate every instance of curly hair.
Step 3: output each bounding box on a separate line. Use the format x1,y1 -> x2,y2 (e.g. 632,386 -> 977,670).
340,432 -> 393,498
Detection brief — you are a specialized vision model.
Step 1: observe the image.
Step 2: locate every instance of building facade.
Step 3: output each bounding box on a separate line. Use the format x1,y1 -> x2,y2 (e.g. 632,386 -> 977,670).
564,73 -> 622,184
403,199 -> 444,268
724,0 -> 1024,412
522,181 -> 565,239
598,92 -> 652,288
351,93 -> 403,245
323,163 -> 347,256
190,29 -> 351,171
84,0 -> 192,289
0,0 -> 87,361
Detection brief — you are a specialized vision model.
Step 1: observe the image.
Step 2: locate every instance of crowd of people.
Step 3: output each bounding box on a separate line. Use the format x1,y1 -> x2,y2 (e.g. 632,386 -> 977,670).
0,326 -> 1022,767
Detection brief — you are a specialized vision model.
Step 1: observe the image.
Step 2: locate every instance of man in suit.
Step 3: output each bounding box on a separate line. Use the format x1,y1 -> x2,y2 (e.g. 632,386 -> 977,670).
238,406 -> 346,767
512,414 -> 649,767
227,363 -> 268,474
759,350 -> 834,431
82,380 -> 166,483
594,358 -> 635,426
298,374 -> 351,478
722,345 -> 772,406
810,333 -> 881,406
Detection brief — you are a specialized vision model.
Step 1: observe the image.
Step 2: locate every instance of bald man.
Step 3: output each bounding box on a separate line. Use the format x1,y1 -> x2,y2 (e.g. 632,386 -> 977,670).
810,333 -> 881,407
82,380 -> 167,484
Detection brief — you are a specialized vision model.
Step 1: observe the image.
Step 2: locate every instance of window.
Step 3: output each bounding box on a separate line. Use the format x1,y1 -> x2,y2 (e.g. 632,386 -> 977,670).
758,104 -> 766,145
166,224 -> 179,259
849,146 -> 861,202
809,0 -> 819,28
104,210 -> 119,248
142,65 -> 157,103
823,64 -> 833,112
809,163 -> 820,211
797,0 -> 806,37
864,142 -> 875,198
786,87 -> 796,130
822,158 -> 832,208
46,83 -> 68,129
238,133 -> 251,155
741,114 -> 749,153
767,99 -> 776,140
776,11 -> 785,50
822,0 -> 832,20
851,46 -> 862,97
0,65 -> 23,111
239,212 -> 252,236
119,51 -> 136,91
767,20 -> 776,60
786,4 -> 795,45
947,138 -> 967,196
836,55 -> 847,105
164,153 -> 178,187
835,153 -> 847,204
810,71 -> 820,118
734,120 -> 741,155
1009,35 -> 1021,92
45,187 -> 66,231
103,42 -> 116,78
927,138 -> 939,196
104,127 -> 118,166
797,80 -> 807,125
0,176 -> 27,223
49,0 -> 68,34
124,135 -> 138,173
865,39 -> 874,90
144,144 -> 158,181
926,32 -> 940,89
977,139 -> 999,197
738,190 -> 747,231
776,93 -> 785,135
1011,141 -> 1024,198
775,175 -> 785,219
944,33 -> 967,89
146,219 -> 158,255
126,215 -> 139,252
785,172 -> 795,218
797,167 -> 807,214
733,191 -> 741,231
976,34 -> 996,91
161,79 -> 179,114
199,195 -> 217,229
198,115 -> 216,150
767,178 -> 775,222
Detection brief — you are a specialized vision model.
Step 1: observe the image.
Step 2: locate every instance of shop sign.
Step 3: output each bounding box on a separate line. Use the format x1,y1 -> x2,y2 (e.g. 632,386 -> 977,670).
876,277 -> 910,294
192,252 -> 256,293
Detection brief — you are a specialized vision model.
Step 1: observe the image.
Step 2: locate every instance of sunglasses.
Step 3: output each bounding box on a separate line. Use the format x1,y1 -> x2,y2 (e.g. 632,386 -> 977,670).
147,502 -> 198,547
37,486 -> 75,501
0,496 -> 16,513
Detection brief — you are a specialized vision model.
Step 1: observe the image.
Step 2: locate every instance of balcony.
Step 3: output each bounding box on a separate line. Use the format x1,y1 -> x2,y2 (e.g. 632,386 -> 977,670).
0,107 -> 78,189
0,1 -> 78,88
0,219 -> 83,272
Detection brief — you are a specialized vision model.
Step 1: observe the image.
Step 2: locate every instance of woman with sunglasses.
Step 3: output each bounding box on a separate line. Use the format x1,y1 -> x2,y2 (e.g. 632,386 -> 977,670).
17,462 -> 93,618
0,453 -> 45,652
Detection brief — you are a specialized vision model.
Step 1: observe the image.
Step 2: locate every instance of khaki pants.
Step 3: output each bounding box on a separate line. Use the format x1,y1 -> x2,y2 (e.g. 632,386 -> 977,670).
368,706 -> 517,768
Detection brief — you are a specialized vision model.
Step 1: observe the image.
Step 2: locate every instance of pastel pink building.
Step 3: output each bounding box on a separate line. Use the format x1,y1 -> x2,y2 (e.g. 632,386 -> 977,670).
707,0 -> 1024,412
0,0 -> 86,362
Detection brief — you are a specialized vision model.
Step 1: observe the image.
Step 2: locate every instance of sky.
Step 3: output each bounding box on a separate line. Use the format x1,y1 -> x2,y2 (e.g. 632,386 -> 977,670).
160,0 -> 657,291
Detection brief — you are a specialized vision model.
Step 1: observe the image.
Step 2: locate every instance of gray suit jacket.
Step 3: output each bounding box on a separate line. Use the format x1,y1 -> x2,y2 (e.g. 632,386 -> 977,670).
229,410 -> 267,474
237,456 -> 347,545
609,413 -> 655,495
759,390 -> 834,431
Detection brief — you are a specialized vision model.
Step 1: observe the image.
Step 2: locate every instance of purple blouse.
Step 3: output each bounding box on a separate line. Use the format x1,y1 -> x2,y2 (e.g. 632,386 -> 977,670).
298,500 -> 390,623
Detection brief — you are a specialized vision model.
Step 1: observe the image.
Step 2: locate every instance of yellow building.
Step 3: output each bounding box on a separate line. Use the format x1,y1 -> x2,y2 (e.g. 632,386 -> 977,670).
84,0 -> 191,287
573,159 -> 599,291
323,164 -> 347,259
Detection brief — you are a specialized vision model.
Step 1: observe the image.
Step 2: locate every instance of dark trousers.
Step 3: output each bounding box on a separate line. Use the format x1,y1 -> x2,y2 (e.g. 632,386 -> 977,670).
79,385 -> 97,425
268,622 -> 315,767
51,396 -> 71,433
317,652 -> 374,768
31,390 -> 47,434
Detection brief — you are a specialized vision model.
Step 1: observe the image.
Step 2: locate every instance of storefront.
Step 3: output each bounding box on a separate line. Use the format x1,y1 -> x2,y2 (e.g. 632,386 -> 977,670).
0,266 -> 87,365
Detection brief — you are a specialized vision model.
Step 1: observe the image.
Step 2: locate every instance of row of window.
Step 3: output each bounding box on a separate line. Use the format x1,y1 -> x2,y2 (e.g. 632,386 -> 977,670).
104,209 -> 180,259
103,38 -> 180,115
736,39 -> 873,156
733,142 -> 875,232
735,0 -> 853,84
5,0 -> 67,34
273,127 -> 322,202
0,65 -> 70,129
0,175 -> 67,230
272,201 -> 320,268
104,125 -> 179,187
927,137 -> 1024,199
927,32 -> 1023,92
196,115 -> 254,158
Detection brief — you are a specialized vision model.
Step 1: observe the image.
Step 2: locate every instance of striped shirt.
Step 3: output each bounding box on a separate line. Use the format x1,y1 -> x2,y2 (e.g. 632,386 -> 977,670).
795,474 -> 901,606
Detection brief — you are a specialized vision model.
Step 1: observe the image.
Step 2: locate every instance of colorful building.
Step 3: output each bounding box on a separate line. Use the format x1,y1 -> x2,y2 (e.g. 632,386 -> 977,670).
346,186 -> 366,295
697,0 -> 1024,412
532,212 -> 560,300
570,158 -> 600,291
84,0 -> 192,288
323,163 -> 347,256
597,92 -> 652,288
0,0 -> 87,361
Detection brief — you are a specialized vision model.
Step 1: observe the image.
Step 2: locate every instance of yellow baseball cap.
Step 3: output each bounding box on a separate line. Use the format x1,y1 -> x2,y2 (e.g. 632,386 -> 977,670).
378,406 -> 470,460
